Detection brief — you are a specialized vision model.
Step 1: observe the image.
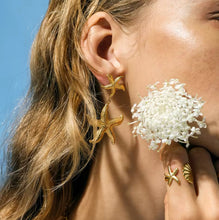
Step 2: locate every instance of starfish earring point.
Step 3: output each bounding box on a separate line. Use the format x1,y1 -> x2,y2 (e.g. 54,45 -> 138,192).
164,166 -> 181,186
89,74 -> 125,145
101,74 -> 125,98
89,103 -> 124,145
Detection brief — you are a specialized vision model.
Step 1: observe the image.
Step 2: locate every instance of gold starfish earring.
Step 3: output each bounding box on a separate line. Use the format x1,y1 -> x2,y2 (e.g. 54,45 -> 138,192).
89,74 -> 125,144
101,74 -> 125,97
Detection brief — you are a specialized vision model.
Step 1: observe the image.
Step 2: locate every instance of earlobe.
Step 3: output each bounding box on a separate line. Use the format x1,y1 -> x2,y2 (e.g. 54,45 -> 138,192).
81,12 -> 125,85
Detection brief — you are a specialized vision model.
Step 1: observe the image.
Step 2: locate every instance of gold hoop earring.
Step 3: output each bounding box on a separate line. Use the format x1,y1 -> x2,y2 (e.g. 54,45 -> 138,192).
89,74 -> 125,144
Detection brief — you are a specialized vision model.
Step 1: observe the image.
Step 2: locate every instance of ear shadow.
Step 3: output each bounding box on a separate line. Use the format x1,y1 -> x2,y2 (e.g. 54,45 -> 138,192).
97,35 -> 112,60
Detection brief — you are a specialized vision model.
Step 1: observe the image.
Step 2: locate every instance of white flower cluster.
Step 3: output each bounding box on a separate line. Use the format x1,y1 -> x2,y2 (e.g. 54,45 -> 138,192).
131,79 -> 207,151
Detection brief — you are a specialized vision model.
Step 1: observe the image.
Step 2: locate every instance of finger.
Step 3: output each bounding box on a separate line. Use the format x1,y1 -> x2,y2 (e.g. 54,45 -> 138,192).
160,142 -> 196,216
161,142 -> 196,192
214,160 -> 219,183
189,147 -> 219,199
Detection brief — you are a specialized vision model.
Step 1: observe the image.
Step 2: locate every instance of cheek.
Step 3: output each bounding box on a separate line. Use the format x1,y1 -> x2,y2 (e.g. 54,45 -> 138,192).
130,20 -> 219,103
128,21 -> 201,99
127,21 -> 219,154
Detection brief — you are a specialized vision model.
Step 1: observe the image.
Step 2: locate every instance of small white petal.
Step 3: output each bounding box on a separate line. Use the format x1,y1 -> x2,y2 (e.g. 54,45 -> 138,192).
130,79 -> 207,151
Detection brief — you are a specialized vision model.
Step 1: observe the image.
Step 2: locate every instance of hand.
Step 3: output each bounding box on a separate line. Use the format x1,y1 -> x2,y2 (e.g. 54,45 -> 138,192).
160,143 -> 219,220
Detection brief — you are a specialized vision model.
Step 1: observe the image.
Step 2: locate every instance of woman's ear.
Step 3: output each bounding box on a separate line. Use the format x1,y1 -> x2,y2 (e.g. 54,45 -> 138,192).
81,12 -> 125,85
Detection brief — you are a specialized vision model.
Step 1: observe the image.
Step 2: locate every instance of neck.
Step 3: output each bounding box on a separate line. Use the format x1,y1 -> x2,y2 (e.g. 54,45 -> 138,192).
72,91 -> 166,220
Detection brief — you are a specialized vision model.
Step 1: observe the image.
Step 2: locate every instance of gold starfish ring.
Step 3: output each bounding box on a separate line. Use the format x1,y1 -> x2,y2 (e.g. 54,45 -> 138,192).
164,166 -> 181,186
101,74 -> 125,98
89,103 -> 124,144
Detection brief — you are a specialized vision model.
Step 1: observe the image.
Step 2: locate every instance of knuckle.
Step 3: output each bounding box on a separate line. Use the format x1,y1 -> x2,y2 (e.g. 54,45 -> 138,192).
189,147 -> 210,159
161,142 -> 188,163
168,150 -> 188,167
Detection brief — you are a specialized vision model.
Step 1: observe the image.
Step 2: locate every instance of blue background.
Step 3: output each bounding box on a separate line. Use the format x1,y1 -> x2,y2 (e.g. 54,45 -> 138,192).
0,1 -> 49,186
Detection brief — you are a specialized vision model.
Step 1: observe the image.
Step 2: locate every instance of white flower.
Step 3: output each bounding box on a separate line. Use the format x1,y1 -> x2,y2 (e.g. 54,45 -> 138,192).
131,79 -> 207,151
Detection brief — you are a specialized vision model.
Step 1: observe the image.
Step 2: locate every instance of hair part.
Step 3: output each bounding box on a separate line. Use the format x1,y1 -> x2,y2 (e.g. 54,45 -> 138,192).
0,0 -> 151,219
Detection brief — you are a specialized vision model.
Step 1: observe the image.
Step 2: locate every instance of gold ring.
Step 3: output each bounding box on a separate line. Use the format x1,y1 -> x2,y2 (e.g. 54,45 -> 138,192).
183,163 -> 193,184
164,166 -> 181,186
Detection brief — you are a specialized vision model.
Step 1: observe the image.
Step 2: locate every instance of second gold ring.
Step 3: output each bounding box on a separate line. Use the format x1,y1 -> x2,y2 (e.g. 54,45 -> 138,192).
182,163 -> 193,184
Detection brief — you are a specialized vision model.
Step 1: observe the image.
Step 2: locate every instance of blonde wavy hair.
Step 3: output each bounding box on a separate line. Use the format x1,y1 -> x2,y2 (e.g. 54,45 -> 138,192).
0,0 -> 152,219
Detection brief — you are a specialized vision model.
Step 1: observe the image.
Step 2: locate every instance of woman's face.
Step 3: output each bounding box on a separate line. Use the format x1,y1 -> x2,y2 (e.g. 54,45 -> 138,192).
123,0 -> 219,155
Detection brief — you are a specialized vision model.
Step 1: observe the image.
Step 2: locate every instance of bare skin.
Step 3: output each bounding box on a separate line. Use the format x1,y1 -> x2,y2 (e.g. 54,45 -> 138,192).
162,144 -> 219,220
71,0 -> 219,219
